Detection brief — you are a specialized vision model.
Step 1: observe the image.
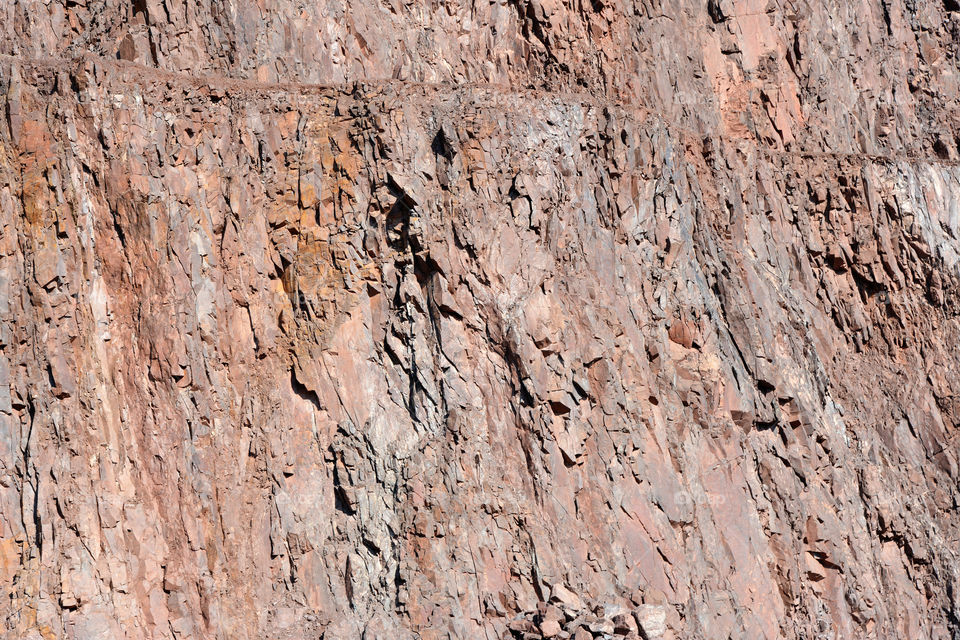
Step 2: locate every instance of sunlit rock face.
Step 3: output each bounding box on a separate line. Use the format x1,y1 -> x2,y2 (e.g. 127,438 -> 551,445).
1,1 -> 960,638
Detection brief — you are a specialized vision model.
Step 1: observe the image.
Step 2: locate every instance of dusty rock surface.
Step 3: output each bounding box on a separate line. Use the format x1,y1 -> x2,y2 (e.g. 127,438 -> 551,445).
1,1 -> 960,639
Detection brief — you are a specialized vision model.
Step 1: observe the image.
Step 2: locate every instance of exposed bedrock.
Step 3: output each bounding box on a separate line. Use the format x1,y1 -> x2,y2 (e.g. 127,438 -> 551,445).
1,1 -> 960,638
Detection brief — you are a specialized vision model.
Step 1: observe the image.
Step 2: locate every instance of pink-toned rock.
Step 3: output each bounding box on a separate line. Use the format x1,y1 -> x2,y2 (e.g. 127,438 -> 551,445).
0,2 -> 959,640
550,584 -> 585,612
634,605 -> 668,639
540,618 -> 562,638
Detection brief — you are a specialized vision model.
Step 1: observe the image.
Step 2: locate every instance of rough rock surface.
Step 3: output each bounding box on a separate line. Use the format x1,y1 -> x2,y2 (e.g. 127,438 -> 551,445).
2,1 -> 960,639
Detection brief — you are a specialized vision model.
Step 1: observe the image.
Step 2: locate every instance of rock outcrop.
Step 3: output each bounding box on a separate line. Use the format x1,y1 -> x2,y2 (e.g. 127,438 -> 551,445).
1,1 -> 959,638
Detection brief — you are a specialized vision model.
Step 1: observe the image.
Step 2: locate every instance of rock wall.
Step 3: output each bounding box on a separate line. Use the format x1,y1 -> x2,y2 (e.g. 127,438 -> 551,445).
1,1 -> 959,639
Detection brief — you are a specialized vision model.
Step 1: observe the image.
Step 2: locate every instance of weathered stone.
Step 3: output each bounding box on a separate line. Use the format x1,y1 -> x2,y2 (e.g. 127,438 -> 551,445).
541,618 -> 562,638
633,605 -> 667,639
0,1 -> 959,639
613,612 -> 639,635
550,584 -> 585,613
586,617 -> 614,635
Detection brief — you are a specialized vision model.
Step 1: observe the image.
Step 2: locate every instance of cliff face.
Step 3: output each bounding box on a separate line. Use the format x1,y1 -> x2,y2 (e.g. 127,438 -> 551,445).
2,2 -> 960,639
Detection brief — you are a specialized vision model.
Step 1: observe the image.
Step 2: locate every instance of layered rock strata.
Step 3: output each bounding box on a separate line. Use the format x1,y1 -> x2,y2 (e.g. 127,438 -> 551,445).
1,1 -> 960,639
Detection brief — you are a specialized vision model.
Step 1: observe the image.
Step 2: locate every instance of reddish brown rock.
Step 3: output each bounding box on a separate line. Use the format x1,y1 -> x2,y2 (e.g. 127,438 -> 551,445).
1,1 -> 960,640
540,618 -> 562,638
